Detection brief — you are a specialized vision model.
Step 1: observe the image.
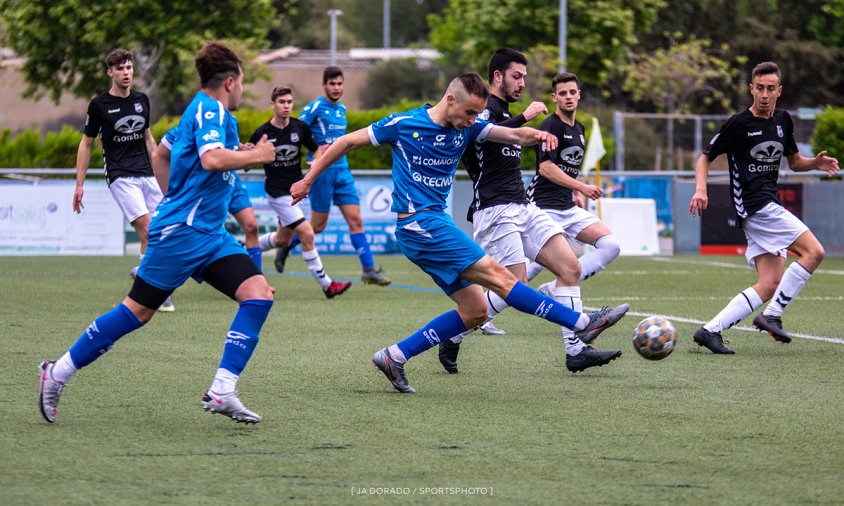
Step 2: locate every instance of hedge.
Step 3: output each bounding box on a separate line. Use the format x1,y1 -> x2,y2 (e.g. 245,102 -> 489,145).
812,107 -> 844,161
0,99 -> 599,174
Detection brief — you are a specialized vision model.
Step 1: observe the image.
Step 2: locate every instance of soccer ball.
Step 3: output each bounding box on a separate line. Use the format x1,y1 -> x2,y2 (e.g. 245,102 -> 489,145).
632,316 -> 676,360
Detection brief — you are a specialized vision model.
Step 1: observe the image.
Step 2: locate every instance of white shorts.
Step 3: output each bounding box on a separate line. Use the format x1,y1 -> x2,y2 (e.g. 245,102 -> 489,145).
472,202 -> 563,267
268,195 -> 306,228
742,202 -> 809,267
109,176 -> 163,223
541,206 -> 601,241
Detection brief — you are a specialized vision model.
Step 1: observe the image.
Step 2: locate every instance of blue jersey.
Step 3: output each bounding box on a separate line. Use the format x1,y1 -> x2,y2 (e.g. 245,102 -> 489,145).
367,105 -> 493,213
161,123 -> 250,215
299,96 -> 349,169
151,92 -> 240,234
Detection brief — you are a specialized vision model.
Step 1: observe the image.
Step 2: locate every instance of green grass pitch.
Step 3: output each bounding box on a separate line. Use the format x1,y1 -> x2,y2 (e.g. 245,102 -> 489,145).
1,254 -> 843,504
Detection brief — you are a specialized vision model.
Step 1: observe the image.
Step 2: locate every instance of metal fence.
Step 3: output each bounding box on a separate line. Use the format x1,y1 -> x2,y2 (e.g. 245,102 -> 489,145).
612,111 -> 818,172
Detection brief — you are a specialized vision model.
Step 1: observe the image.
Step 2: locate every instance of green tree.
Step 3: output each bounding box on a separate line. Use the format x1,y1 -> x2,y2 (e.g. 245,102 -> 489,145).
428,0 -> 664,87
621,37 -> 742,170
0,0 -> 277,116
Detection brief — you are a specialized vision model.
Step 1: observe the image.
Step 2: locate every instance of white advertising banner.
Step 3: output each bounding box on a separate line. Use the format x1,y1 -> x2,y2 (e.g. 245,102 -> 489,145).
0,182 -> 124,255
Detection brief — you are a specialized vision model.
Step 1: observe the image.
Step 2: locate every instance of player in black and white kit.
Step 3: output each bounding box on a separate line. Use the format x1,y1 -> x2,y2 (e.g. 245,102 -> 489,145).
689,61 -> 839,354
525,72 -> 621,294
250,87 -> 352,299
438,48 -> 626,375
74,49 -> 173,311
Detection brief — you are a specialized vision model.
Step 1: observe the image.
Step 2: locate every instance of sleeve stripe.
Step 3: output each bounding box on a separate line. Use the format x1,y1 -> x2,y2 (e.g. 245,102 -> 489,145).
367,125 -> 379,146
198,142 -> 224,158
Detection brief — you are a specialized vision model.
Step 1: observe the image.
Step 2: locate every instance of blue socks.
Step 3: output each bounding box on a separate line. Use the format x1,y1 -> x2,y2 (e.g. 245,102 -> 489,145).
396,310 -> 467,360
505,281 -> 580,330
219,299 -> 273,375
350,232 -> 375,271
247,247 -> 262,270
69,304 -> 144,368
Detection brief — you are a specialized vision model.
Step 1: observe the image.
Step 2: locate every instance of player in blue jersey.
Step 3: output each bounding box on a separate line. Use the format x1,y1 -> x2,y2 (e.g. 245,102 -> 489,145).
282,67 -> 391,286
155,125 -> 263,270
291,73 -> 630,393
38,42 -> 277,423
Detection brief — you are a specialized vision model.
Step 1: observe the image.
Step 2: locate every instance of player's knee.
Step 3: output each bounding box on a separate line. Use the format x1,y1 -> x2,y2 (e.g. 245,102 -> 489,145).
241,219 -> 259,237
311,221 -> 327,233
460,305 -> 488,328
598,234 -> 621,260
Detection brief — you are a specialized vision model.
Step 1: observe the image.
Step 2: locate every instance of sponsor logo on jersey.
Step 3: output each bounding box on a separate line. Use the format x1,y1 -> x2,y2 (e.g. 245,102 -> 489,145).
204,110 -> 216,120
560,146 -> 584,168
748,140 -> 784,172
747,130 -> 762,137
134,103 -> 143,113
478,109 -> 491,121
275,144 -> 299,163
107,108 -> 120,114
433,134 -> 447,147
290,132 -> 299,143
202,130 -> 221,142
112,115 -> 146,142
563,134 -> 573,139
501,145 -> 522,158
410,170 -> 454,188
750,141 -> 784,162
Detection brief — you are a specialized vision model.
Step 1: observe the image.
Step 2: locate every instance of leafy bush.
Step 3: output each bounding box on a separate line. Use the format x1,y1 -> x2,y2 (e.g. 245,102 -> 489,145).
812,107 -> 844,160
0,103 -> 604,174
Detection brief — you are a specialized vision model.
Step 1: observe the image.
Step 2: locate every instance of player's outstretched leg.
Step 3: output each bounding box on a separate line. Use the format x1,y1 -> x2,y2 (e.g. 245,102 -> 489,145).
374,310 -> 467,392
204,299 -> 272,423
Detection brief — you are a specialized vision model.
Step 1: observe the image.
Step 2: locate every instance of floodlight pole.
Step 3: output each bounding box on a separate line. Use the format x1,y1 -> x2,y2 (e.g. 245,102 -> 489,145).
328,9 -> 343,66
558,0 -> 567,72
383,0 -> 390,49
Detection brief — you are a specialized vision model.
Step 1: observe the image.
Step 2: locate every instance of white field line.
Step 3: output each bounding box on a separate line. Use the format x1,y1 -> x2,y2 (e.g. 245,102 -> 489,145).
583,306 -> 844,345
652,256 -> 844,275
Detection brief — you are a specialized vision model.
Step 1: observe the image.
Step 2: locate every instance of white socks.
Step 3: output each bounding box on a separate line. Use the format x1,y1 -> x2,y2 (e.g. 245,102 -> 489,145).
554,286 -> 587,356
259,232 -> 277,252
579,235 -> 620,280
486,290 -> 510,319
705,287 -> 763,333
529,235 -> 621,293
52,352 -> 78,383
764,262 -> 812,318
302,248 -> 331,288
211,368 -> 238,395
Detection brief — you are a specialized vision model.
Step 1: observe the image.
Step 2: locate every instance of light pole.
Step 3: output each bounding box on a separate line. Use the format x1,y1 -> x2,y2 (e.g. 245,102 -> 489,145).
383,0 -> 390,49
328,9 -> 343,66
558,0 -> 567,72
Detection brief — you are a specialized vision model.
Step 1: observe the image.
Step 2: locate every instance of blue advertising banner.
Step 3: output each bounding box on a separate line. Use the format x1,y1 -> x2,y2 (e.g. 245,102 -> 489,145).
232,176 -> 401,254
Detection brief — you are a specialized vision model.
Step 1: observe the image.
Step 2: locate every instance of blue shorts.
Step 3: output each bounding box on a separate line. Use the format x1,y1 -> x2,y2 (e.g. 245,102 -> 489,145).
228,183 -> 252,215
138,224 -> 248,290
396,210 -> 486,295
309,165 -> 360,213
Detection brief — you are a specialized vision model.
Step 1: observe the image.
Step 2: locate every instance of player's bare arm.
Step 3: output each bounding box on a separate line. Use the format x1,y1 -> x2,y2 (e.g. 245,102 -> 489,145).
151,143 -> 171,194
73,134 -> 96,213
487,126 -> 557,151
538,159 -> 602,200
787,150 -> 840,175
144,129 -> 157,167
291,128 -> 370,204
689,154 -> 711,217
201,134 -> 275,172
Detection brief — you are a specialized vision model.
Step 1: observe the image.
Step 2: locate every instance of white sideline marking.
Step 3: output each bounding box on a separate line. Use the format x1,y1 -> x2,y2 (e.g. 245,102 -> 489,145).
653,256 -> 844,275
583,306 -> 844,345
